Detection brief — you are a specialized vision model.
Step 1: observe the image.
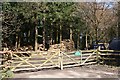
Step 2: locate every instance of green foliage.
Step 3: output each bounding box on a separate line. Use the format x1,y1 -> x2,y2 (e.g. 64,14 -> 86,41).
2,2 -> 85,47
0,66 -> 14,80
0,69 -> 14,79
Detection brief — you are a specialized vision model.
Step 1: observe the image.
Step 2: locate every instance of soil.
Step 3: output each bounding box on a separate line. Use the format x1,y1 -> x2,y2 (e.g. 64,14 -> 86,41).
14,65 -> 119,78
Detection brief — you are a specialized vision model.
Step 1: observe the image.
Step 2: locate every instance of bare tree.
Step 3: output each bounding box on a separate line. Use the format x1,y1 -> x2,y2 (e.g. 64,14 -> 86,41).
118,2 -> 120,38
76,2 -> 117,44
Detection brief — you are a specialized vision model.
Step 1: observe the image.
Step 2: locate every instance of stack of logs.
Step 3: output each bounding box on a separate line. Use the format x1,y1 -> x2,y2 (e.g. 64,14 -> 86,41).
3,39 -> 75,51
37,44 -> 45,51
10,44 -> 44,51
48,39 -> 75,51
9,46 -> 33,51
61,39 -> 75,51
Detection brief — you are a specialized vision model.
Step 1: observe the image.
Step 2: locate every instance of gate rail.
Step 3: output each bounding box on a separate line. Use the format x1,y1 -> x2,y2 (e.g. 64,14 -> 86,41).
98,50 -> 120,66
1,49 -> 117,72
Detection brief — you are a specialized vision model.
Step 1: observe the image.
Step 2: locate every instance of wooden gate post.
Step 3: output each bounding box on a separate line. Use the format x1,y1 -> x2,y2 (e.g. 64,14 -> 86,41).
80,51 -> 82,64
96,47 -> 101,64
59,51 -> 63,70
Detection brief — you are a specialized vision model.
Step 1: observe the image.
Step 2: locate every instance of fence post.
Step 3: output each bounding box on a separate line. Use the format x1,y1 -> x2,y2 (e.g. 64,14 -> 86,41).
96,46 -> 100,64
80,51 -> 82,64
58,50 -> 63,70
60,51 -> 63,70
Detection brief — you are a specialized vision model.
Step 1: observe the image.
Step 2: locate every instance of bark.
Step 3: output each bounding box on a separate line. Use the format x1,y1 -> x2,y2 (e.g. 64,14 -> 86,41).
77,33 -> 80,50
85,33 -> 88,50
56,29 -> 58,44
118,2 -> 120,38
60,25 -> 62,43
15,33 -> 20,48
43,17 -> 46,50
50,23 -> 53,45
18,35 -> 20,48
15,34 -> 18,48
35,25 -> 38,51
70,25 -> 73,40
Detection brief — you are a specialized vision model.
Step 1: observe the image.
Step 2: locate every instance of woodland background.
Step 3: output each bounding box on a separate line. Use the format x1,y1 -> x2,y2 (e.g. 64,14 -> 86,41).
0,2 -> 120,51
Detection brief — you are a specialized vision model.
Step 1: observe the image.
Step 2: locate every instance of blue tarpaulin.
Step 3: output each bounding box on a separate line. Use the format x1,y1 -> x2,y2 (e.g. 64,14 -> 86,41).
109,38 -> 120,50
75,51 -> 81,56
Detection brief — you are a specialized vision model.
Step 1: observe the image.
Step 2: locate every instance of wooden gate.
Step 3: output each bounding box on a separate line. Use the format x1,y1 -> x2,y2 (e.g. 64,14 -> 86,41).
11,49 -> 61,72
60,50 -> 97,69
1,49 -> 98,72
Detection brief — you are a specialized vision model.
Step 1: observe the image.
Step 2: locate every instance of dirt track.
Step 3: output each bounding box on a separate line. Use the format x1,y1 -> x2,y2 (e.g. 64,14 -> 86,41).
14,65 -> 119,78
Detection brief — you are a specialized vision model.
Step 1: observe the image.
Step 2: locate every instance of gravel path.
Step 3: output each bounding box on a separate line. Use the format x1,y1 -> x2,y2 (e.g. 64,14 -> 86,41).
14,65 -> 119,78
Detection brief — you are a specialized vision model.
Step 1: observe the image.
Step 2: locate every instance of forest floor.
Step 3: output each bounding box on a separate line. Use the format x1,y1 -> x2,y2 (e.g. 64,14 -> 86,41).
14,65 -> 120,78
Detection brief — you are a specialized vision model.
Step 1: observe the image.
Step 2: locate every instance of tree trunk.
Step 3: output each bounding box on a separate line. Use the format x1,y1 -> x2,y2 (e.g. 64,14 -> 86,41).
43,17 -> 46,50
50,23 -> 53,45
56,29 -> 58,44
60,25 -> 62,43
118,2 -> 120,38
15,34 -> 18,48
85,33 -> 88,50
35,25 -> 38,51
15,33 -> 20,48
95,25 -> 98,44
94,2 -> 98,44
77,33 -> 80,50
70,25 -> 73,40
18,34 -> 20,48
28,30 -> 30,44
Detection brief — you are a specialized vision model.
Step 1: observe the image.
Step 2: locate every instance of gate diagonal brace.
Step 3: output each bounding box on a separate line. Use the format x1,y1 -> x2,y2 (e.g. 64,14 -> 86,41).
11,54 -> 37,71
62,52 -> 80,64
81,51 -> 96,65
37,52 -> 59,67
38,51 -> 60,68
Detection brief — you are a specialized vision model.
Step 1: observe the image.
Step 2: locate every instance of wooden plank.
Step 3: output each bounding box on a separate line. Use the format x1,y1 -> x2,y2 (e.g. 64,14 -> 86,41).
12,57 -> 60,63
81,52 -> 96,65
13,57 -> 52,61
100,58 -> 120,60
63,61 -> 80,65
12,55 -> 96,64
81,56 -> 96,60
63,50 -> 94,55
11,62 -> 59,68
12,57 -> 31,60
100,57 -> 119,60
13,65 -> 59,72
64,53 -> 96,59
63,62 -> 97,68
99,50 -> 120,52
37,51 -> 59,68
62,52 -> 80,64
65,52 -> 95,56
81,50 -> 96,53
11,54 -> 37,71
63,54 -> 89,57
12,61 -> 58,65
63,55 -> 96,60
82,53 -> 96,56
100,54 -> 120,56
63,58 -> 95,64
13,60 -> 45,64
81,61 -> 97,65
